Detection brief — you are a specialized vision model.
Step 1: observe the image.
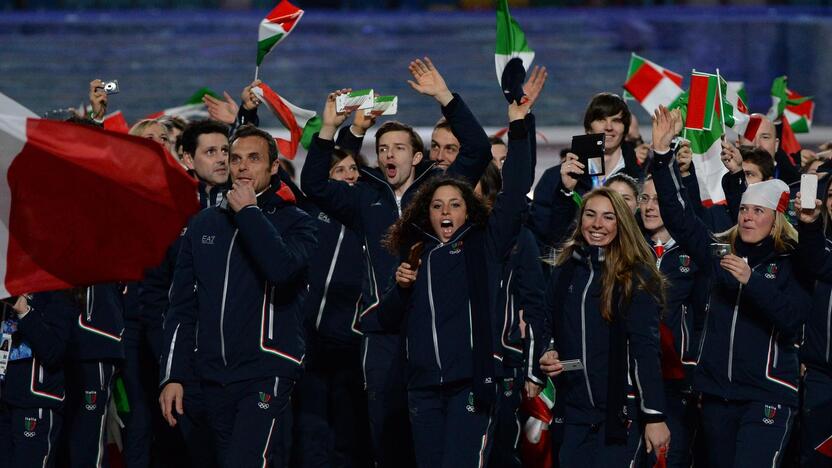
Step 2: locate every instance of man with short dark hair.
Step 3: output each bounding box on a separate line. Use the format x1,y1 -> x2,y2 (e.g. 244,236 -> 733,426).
159,124 -> 316,467
721,145 -> 777,220
180,120 -> 232,207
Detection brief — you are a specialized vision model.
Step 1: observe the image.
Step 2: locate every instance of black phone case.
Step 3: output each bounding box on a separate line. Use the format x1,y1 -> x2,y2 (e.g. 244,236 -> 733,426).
571,133 -> 605,176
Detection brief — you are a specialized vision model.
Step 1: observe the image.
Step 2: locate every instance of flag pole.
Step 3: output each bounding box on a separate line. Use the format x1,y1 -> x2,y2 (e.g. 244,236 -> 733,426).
254,66 -> 260,82
716,68 -> 726,135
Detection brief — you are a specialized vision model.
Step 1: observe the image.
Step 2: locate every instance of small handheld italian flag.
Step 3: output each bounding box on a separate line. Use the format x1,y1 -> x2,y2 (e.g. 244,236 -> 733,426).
767,76 -> 814,133
622,53 -> 685,115
144,87 -> 221,122
251,83 -> 321,160
256,0 -> 304,78
495,0 -> 534,104
520,378 -> 555,468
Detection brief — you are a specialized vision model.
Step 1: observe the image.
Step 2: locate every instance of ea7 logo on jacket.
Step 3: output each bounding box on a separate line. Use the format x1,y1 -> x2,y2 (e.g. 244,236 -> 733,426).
23,417 -> 37,437
201,235 -> 215,245
258,392 -> 271,409
765,263 -> 779,280
679,255 -> 691,273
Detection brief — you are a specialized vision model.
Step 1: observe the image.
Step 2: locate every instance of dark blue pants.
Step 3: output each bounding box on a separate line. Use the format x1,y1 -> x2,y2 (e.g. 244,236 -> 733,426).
0,404 -> 62,468
121,322 -> 152,468
68,360 -> 115,468
558,418 -> 645,468
408,380 -> 497,468
663,381 -> 699,468
293,341 -> 371,468
177,382 -> 218,467
487,367 -> 523,468
800,366 -> 832,468
701,395 -> 794,468
363,332 -> 414,467
203,376 -> 293,468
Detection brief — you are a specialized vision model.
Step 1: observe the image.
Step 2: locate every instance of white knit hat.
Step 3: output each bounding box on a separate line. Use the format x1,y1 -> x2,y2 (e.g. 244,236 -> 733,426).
740,179 -> 790,213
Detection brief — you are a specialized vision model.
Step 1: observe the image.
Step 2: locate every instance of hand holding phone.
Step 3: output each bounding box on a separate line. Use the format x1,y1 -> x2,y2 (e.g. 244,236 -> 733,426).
571,133 -> 605,177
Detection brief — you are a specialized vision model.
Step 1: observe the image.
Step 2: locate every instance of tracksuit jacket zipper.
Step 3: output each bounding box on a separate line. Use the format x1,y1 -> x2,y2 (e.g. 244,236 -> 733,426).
316,225 -> 346,330
727,262 -> 763,382
581,260 -> 595,407
427,244 -> 445,384
219,230 -> 239,366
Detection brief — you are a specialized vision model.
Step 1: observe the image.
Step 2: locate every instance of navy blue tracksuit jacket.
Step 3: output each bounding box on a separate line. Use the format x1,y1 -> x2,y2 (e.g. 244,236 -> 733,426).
652,149 -> 810,407
303,206 -> 364,348
159,182 -> 318,386
300,94 -> 492,335
1,293 -> 76,409
496,227 -> 547,384
69,284 -> 125,361
796,220 -> 832,373
376,118 -> 532,389
542,247 -> 666,426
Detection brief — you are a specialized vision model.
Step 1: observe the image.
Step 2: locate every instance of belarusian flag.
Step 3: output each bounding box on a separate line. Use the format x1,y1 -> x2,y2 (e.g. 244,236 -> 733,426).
257,0 -> 304,67
495,0 -> 534,84
252,83 -> 321,160
684,71 -> 727,207
724,81 -> 750,137
767,76 -> 814,133
0,115 -> 199,297
622,53 -> 684,110
144,88 -> 221,122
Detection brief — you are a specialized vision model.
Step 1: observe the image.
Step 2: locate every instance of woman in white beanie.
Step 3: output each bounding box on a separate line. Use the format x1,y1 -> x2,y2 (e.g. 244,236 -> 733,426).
648,106 -> 810,468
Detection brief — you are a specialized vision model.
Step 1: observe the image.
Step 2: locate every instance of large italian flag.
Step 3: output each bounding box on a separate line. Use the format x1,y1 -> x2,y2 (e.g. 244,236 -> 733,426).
257,1 -> 304,67
0,114 -> 199,297
684,71 -> 727,206
252,83 -> 321,160
622,53 -> 684,114
495,0 -> 534,84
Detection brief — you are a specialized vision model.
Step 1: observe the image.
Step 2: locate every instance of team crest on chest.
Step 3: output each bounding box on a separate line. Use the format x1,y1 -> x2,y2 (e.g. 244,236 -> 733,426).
763,404 -> 779,424
466,392 -> 476,413
678,255 -> 691,273
84,391 -> 98,411
765,263 -> 778,280
503,378 -> 515,397
449,241 -> 463,255
23,417 -> 37,437
258,392 -> 271,409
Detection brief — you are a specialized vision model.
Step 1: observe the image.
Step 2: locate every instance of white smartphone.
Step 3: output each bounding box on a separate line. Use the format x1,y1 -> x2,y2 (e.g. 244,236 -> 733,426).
801,174 -> 818,210
559,359 -> 584,372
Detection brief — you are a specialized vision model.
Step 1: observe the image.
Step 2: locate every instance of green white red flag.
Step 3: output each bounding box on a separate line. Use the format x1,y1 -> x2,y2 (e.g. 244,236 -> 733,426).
0,113 -> 198,297
495,0 -> 534,84
622,53 -> 684,114
767,76 -> 814,133
724,81 -> 750,137
684,71 -> 728,206
252,83 -> 321,160
257,1 -> 304,67
144,88 -> 221,122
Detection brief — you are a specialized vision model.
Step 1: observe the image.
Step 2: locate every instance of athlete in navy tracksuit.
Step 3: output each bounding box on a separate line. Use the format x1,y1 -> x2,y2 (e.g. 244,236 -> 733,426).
794,189 -> 832,468
652,146 -> 810,468
301,91 -> 491,466
159,125 -> 317,467
62,283 -> 124,468
0,293 -> 75,468
377,114 -> 531,467
488,226 -> 546,468
292,140 -> 370,468
640,176 -> 704,468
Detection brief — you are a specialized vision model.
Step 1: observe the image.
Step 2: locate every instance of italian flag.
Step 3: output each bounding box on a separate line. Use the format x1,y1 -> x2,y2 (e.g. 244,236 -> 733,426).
495,0 -> 534,84
0,113 -> 199,298
724,81 -> 750,137
252,83 -> 321,160
520,378 -> 555,468
144,88 -> 221,122
684,71 -> 728,206
622,53 -> 684,114
257,0 -> 304,67
768,76 -> 814,133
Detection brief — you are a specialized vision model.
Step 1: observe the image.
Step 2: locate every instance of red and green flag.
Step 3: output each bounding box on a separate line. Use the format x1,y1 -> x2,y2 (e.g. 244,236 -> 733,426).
252,83 -> 321,160
622,53 -> 684,114
684,71 -> 728,207
767,76 -> 814,133
144,88 -> 221,122
257,1 -> 304,67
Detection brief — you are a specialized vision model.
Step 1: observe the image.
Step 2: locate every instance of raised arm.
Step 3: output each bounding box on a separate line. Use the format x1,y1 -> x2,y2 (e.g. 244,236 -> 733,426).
651,107 -> 714,270
487,102 -> 533,259
300,90 -> 364,230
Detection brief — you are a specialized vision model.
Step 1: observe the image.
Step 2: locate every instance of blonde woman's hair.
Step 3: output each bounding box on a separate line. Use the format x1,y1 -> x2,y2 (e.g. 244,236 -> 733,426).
556,187 -> 665,321
715,211 -> 798,253
129,118 -> 165,137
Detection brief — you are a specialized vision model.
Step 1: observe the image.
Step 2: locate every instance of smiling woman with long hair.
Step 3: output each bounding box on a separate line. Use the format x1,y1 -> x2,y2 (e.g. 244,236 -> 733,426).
538,187 -> 669,467
377,100 -> 533,467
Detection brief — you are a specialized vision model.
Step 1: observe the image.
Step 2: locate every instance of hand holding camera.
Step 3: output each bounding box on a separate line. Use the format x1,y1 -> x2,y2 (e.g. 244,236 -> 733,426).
88,79 -> 112,120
